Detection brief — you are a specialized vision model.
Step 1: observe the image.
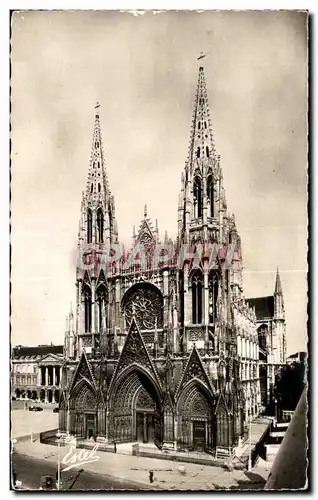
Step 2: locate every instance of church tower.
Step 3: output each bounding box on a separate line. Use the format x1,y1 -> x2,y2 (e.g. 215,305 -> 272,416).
273,268 -> 287,364
75,104 -> 118,358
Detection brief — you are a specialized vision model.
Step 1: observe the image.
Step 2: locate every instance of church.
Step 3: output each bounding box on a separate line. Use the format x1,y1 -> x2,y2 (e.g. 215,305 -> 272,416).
59,64 -> 281,457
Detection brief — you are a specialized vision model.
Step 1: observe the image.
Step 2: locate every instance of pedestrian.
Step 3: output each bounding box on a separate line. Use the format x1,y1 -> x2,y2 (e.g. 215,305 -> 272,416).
149,470 -> 154,483
114,441 -> 117,453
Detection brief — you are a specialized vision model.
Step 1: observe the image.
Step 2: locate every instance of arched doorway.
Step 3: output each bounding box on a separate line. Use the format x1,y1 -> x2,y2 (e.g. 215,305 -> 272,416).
47,389 -> 53,403
15,389 -> 20,399
54,389 -> 59,404
109,366 -> 162,446
27,390 -> 31,399
40,389 -> 45,402
31,390 -> 37,401
177,381 -> 215,452
69,382 -> 97,440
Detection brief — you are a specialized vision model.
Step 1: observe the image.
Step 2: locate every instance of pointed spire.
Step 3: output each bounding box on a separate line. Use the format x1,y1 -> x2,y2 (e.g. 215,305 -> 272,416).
274,267 -> 283,295
144,204 -> 148,218
69,301 -> 73,317
187,65 -> 216,170
86,103 -> 109,200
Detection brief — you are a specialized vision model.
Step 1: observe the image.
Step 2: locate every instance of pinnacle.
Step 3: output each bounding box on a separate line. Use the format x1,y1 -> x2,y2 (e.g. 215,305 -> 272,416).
274,267 -> 283,295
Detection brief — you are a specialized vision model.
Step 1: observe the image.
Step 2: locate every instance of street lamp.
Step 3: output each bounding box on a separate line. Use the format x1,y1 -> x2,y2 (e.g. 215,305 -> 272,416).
56,430 -> 62,490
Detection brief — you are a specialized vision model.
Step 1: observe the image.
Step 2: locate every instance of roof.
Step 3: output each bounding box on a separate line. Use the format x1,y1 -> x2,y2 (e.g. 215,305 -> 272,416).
246,296 -> 274,321
12,344 -> 63,360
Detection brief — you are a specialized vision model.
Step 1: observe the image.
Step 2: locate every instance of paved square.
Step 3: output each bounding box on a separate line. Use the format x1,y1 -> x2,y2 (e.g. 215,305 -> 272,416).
11,407 -> 58,439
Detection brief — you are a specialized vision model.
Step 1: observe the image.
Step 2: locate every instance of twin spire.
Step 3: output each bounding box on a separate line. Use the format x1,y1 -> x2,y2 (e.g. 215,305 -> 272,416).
86,102 -> 109,200
187,65 -> 217,170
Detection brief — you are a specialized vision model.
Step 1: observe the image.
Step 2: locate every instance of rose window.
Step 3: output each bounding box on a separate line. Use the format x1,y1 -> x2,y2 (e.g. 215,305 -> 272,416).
123,284 -> 163,330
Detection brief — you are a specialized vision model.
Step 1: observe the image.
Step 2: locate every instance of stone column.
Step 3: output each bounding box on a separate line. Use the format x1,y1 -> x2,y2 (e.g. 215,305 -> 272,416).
45,367 -> 48,386
38,368 -> 41,386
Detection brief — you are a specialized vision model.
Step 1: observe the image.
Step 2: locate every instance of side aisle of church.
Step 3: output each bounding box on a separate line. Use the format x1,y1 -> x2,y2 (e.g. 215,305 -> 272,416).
58,65 -> 285,457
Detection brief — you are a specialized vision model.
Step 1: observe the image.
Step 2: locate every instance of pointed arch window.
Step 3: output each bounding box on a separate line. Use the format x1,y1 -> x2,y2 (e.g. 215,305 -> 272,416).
191,271 -> 203,324
208,270 -> 219,324
193,177 -> 203,218
206,146 -> 210,158
198,122 -> 201,130
90,184 -> 93,193
83,286 -> 92,333
204,121 -> 207,129
108,203 -> 113,236
87,209 -> 93,244
96,284 -> 107,333
196,147 -> 200,158
98,183 -> 101,193
97,208 -> 104,243
207,175 -> 214,217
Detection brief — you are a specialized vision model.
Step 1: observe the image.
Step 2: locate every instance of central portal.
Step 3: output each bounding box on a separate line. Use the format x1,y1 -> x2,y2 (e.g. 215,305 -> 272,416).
193,420 -> 206,452
136,411 -> 155,443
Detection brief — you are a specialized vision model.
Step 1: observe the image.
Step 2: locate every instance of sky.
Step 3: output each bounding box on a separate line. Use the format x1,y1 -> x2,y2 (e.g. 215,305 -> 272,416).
11,10 -> 308,355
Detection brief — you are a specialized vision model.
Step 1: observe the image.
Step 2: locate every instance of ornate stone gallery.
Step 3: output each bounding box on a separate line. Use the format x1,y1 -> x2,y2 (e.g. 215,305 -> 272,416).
58,64 -> 279,457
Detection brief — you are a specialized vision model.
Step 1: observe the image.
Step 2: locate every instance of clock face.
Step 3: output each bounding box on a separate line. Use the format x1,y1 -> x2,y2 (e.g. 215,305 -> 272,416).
124,286 -> 163,330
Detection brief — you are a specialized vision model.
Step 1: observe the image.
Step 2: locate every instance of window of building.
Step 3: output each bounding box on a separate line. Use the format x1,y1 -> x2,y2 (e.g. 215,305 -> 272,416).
206,146 -> 210,158
193,177 -> 203,218
83,286 -> 92,332
206,175 -> 214,217
97,208 -> 104,243
196,147 -> 200,158
208,270 -> 219,323
87,209 -> 93,244
191,271 -> 203,324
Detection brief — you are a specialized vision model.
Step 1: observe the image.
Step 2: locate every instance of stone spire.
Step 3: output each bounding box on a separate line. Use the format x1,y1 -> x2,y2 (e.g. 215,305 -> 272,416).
274,267 -> 283,296
187,64 -> 216,172
86,102 -> 109,200
78,103 -> 118,247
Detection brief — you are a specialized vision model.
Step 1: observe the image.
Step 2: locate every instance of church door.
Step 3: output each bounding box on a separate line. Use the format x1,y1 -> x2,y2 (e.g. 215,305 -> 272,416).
136,411 -> 155,443
193,421 -> 206,452
86,414 -> 96,440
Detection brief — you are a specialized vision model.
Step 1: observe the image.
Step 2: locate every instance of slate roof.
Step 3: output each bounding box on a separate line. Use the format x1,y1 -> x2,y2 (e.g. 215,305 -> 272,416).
246,296 -> 274,321
12,344 -> 63,360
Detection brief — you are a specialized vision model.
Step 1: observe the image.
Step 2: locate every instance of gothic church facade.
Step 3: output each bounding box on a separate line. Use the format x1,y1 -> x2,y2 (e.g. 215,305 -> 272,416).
60,65 -> 263,456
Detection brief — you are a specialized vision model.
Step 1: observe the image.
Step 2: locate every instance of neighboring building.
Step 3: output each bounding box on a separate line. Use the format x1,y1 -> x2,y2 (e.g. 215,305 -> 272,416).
11,344 -> 63,403
286,351 -> 307,364
247,270 -> 287,407
59,64 -> 262,457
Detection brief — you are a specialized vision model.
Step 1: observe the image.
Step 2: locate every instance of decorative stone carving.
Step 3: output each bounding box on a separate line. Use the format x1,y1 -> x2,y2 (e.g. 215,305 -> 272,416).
124,284 -> 163,330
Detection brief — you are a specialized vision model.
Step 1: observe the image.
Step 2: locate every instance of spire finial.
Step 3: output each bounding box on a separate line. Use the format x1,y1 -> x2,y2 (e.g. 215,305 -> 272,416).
144,204 -> 147,218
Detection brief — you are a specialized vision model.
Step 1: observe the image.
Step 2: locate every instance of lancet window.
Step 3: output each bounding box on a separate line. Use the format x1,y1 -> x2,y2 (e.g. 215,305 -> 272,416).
191,271 -> 203,324
193,177 -> 203,218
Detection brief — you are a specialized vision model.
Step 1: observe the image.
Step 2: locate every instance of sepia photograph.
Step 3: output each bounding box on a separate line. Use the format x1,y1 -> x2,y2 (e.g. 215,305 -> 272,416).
10,9 -> 308,491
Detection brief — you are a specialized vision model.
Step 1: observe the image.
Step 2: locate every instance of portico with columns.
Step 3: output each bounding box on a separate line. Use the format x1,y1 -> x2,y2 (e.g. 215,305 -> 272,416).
38,353 -> 63,403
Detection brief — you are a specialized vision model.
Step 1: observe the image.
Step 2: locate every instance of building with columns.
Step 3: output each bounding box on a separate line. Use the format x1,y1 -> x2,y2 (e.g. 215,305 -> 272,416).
59,64 -> 264,458
11,344 -> 63,403
247,269 -> 287,408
